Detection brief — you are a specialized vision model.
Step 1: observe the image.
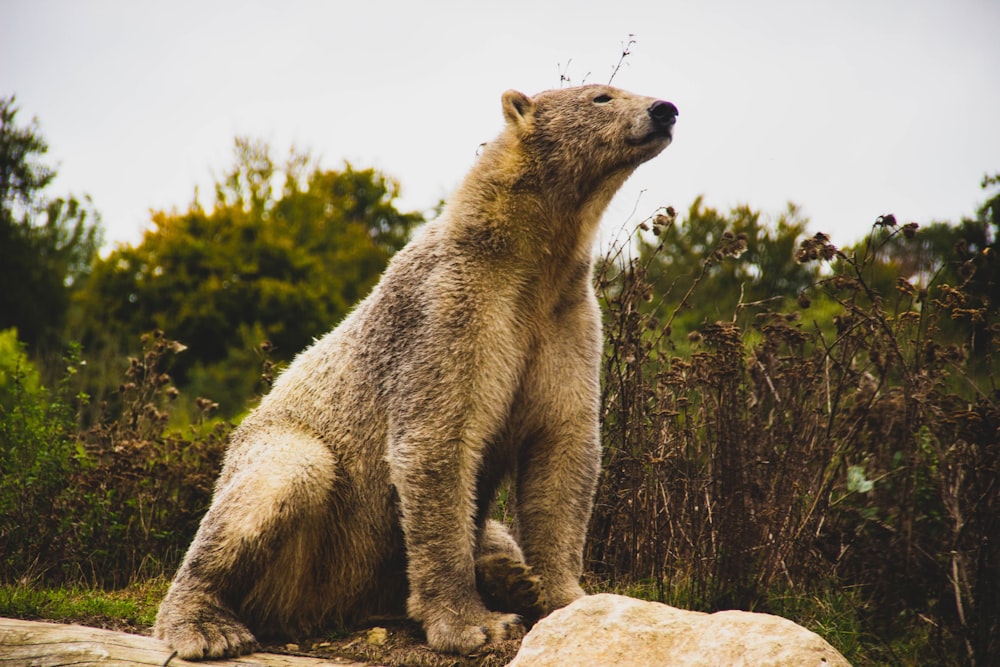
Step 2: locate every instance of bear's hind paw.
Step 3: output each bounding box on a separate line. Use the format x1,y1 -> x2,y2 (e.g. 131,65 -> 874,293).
475,553 -> 545,623
156,615 -> 259,660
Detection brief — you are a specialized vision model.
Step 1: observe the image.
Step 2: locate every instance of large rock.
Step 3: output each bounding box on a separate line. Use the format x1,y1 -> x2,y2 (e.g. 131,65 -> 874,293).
508,593 -> 851,667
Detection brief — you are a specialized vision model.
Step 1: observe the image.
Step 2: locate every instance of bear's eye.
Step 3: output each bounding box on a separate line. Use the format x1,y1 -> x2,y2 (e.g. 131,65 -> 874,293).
593,94 -> 613,105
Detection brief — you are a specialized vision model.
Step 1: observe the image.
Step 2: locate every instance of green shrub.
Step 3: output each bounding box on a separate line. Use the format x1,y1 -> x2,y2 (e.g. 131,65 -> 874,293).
0,330 -> 230,586
0,328 -> 81,582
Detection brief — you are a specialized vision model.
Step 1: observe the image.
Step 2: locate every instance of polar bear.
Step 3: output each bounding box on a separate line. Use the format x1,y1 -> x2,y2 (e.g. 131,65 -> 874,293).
154,83 -> 677,659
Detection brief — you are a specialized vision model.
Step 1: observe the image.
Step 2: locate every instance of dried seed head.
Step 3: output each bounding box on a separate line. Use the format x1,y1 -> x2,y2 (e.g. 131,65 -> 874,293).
196,397 -> 219,413
834,314 -> 854,333
896,278 -> 916,296
796,232 -> 838,264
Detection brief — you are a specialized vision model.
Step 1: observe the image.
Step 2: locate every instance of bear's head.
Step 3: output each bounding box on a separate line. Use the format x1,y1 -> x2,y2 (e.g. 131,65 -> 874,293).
499,84 -> 677,196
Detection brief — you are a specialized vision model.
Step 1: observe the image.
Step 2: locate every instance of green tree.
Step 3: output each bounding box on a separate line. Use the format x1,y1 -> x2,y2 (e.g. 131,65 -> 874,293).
73,138 -> 423,415
925,174 -> 999,355
0,96 -> 102,351
637,198 -> 818,338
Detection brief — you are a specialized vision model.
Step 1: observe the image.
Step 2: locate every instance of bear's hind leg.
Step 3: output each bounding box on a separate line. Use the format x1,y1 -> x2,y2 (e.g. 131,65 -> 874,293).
155,429 -> 344,659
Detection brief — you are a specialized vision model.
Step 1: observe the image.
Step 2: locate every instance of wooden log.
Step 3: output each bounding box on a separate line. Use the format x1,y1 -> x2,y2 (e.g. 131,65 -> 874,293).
0,617 -> 372,667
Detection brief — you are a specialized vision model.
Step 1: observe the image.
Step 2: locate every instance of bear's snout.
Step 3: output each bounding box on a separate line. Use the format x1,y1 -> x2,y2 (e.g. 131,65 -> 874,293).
648,100 -> 679,128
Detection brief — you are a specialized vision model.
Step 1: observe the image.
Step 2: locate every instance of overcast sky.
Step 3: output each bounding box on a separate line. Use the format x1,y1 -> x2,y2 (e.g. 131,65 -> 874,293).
2,0 -> 998,252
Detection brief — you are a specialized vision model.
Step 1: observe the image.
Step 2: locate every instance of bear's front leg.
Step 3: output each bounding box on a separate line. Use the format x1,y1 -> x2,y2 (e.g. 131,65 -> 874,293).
516,426 -> 600,612
514,309 -> 603,614
388,433 -> 524,654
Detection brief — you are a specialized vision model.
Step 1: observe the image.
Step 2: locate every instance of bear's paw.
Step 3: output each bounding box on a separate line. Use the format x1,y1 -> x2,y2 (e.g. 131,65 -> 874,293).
425,609 -> 525,654
154,601 -> 259,660
476,553 -> 545,623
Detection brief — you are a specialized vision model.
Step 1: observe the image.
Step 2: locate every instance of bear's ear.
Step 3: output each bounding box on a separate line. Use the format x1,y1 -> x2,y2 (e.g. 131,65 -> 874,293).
502,90 -> 535,131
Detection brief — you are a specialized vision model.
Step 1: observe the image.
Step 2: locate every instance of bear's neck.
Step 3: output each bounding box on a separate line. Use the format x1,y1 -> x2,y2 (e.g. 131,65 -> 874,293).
448,135 -> 633,271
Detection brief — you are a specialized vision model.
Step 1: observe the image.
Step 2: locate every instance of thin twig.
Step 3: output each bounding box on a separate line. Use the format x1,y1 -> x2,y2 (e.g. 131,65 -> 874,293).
608,34 -> 637,84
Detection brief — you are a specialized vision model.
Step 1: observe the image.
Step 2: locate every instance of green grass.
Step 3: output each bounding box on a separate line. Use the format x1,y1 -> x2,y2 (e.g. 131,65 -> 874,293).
0,578 -> 168,631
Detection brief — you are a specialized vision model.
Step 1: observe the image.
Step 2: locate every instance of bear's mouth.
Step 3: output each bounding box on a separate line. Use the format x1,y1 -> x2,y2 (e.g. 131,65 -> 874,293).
628,128 -> 673,147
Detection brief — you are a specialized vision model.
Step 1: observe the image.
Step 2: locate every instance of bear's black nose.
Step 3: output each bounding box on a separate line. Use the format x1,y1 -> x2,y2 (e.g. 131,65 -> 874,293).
649,100 -> 678,127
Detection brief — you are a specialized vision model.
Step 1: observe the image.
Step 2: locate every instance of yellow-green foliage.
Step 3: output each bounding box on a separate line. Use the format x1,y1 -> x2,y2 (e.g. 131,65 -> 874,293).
70,139 -> 423,418
0,328 -> 40,405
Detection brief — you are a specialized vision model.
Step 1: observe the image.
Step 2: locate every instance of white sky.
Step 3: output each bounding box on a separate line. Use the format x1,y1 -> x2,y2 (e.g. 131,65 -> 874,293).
2,0 -> 998,253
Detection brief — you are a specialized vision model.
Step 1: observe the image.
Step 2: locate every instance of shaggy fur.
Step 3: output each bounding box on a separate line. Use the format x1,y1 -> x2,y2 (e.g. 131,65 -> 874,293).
154,84 -> 677,659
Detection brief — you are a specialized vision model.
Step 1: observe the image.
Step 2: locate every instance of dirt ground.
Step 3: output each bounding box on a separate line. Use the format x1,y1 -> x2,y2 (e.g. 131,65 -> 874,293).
260,618 -> 522,667
74,613 -> 522,667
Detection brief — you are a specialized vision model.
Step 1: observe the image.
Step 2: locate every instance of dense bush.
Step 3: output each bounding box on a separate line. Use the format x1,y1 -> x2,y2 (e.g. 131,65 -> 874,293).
0,330 -> 229,586
0,329 -> 80,581
587,211 -> 998,665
